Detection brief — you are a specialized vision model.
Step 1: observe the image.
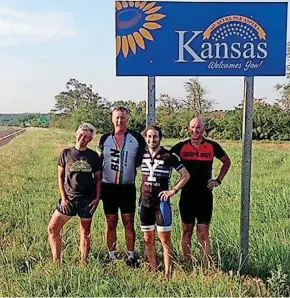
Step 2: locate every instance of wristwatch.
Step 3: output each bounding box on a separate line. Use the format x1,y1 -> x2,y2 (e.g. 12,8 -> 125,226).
216,178 -> 222,185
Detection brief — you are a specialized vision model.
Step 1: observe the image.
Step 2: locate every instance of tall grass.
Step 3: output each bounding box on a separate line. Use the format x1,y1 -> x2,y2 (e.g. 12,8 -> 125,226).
0,128 -> 289,296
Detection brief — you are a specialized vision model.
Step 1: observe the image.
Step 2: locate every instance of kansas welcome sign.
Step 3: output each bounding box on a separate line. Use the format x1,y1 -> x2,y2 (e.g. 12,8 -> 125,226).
115,1 -> 287,76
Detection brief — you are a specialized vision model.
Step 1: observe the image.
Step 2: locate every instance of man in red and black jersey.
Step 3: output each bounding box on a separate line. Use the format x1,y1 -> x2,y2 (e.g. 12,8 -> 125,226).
170,117 -> 231,266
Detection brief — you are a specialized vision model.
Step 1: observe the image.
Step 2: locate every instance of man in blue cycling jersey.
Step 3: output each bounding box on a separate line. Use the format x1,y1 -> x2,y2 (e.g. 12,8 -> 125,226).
140,126 -> 189,279
97,106 -> 146,266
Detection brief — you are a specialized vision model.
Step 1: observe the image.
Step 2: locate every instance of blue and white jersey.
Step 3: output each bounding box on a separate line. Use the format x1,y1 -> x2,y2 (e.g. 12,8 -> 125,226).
97,129 -> 146,184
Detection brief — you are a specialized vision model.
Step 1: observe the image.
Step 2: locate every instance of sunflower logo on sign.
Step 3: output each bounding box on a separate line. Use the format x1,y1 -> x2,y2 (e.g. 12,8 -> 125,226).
115,1 -> 166,58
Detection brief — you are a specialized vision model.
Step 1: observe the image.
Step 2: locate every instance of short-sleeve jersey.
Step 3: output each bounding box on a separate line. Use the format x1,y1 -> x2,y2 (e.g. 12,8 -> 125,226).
140,146 -> 184,204
170,138 -> 226,189
58,147 -> 101,200
97,129 -> 146,184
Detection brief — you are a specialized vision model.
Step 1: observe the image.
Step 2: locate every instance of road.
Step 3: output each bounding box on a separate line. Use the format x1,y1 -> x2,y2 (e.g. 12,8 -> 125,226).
0,128 -> 25,147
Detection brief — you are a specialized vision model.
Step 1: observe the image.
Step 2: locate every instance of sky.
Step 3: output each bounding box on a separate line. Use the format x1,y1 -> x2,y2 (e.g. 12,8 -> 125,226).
0,0 -> 289,113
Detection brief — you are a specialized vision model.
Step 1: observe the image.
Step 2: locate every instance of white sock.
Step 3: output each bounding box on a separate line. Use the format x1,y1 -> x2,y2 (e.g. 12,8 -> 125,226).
127,251 -> 134,259
109,250 -> 117,260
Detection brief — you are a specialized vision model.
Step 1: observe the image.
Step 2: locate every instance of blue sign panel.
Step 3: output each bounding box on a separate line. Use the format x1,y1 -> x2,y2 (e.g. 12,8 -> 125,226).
115,1 -> 287,76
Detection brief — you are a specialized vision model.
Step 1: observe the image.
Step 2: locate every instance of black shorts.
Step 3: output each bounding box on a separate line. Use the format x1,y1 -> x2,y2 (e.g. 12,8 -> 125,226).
139,198 -> 172,232
56,197 -> 94,219
179,187 -> 213,225
101,182 -> 136,215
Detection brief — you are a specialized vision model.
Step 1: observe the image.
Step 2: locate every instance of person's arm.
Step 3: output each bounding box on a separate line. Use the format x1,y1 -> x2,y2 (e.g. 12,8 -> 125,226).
136,133 -> 146,167
207,154 -> 231,190
217,154 -> 231,182
159,167 -> 190,201
96,134 -> 107,164
159,151 -> 190,201
58,165 -> 71,212
89,171 -> 101,214
96,147 -> 103,160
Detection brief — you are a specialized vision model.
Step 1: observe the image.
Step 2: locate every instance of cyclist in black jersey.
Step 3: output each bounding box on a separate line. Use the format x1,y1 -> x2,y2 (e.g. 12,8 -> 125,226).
140,126 -> 189,279
97,106 -> 146,266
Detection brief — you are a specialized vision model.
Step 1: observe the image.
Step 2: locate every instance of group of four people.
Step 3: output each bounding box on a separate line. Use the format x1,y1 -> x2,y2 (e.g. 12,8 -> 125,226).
47,106 -> 231,278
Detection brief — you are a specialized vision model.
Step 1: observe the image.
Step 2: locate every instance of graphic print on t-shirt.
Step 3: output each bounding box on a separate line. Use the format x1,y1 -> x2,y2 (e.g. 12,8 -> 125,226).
69,159 -> 92,173
57,147 -> 101,200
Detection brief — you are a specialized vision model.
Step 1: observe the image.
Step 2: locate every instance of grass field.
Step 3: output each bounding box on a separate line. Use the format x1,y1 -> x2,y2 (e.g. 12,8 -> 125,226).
0,128 -> 290,296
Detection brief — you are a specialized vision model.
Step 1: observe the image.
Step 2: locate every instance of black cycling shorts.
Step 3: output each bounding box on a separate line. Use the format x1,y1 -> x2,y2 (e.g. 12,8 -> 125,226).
101,182 -> 136,215
56,197 -> 94,219
139,198 -> 172,232
179,187 -> 213,225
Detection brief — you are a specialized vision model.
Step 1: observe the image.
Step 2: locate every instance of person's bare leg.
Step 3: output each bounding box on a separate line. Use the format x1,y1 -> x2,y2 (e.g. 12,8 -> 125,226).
121,213 -> 135,252
144,230 -> 157,272
158,231 -> 173,279
181,223 -> 194,260
197,224 -> 211,268
79,218 -> 92,264
105,214 -> 118,256
48,210 -> 71,262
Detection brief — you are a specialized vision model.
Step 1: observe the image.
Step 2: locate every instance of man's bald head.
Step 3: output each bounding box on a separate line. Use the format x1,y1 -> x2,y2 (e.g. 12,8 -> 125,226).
188,117 -> 205,141
189,117 -> 205,129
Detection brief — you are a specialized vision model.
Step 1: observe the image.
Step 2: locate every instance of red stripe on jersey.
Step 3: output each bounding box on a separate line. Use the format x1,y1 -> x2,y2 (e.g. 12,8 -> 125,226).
179,141 -> 214,161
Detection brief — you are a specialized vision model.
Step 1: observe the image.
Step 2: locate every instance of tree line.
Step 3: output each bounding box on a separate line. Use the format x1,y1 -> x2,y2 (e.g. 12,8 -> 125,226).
0,113 -> 50,128
48,74 -> 290,141
5,43 -> 290,141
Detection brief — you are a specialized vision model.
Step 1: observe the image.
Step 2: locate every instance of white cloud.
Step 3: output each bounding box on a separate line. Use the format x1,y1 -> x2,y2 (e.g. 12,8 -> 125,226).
0,7 -> 76,46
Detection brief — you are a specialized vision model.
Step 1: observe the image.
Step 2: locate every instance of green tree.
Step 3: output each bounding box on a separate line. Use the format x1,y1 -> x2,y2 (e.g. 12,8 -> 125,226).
71,104 -> 111,134
183,78 -> 214,116
51,79 -> 105,114
206,98 -> 290,141
112,100 -> 146,132
275,42 -> 290,110
157,93 -> 182,115
50,79 -> 111,132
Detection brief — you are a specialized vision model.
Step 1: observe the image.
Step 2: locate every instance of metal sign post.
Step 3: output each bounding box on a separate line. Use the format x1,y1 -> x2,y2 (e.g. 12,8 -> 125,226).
147,76 -> 156,126
239,76 -> 254,273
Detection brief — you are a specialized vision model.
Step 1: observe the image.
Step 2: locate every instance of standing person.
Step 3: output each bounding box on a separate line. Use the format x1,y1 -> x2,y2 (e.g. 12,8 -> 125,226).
170,117 -> 231,267
140,126 -> 190,279
48,123 -> 101,265
96,106 -> 146,266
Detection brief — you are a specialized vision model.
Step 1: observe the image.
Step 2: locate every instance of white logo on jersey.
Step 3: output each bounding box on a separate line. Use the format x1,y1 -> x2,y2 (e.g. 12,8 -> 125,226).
144,159 -> 164,182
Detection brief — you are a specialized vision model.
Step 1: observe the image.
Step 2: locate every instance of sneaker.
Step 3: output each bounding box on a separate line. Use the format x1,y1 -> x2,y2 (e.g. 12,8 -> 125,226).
104,255 -> 117,265
108,256 -> 117,263
125,257 -> 139,268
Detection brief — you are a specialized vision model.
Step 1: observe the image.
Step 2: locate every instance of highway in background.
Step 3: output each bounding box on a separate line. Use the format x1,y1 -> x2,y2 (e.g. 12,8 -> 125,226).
0,128 -> 25,147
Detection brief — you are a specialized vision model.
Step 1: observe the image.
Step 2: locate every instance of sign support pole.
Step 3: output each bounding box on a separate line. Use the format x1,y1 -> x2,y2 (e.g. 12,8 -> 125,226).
239,76 -> 254,274
147,76 -> 156,125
